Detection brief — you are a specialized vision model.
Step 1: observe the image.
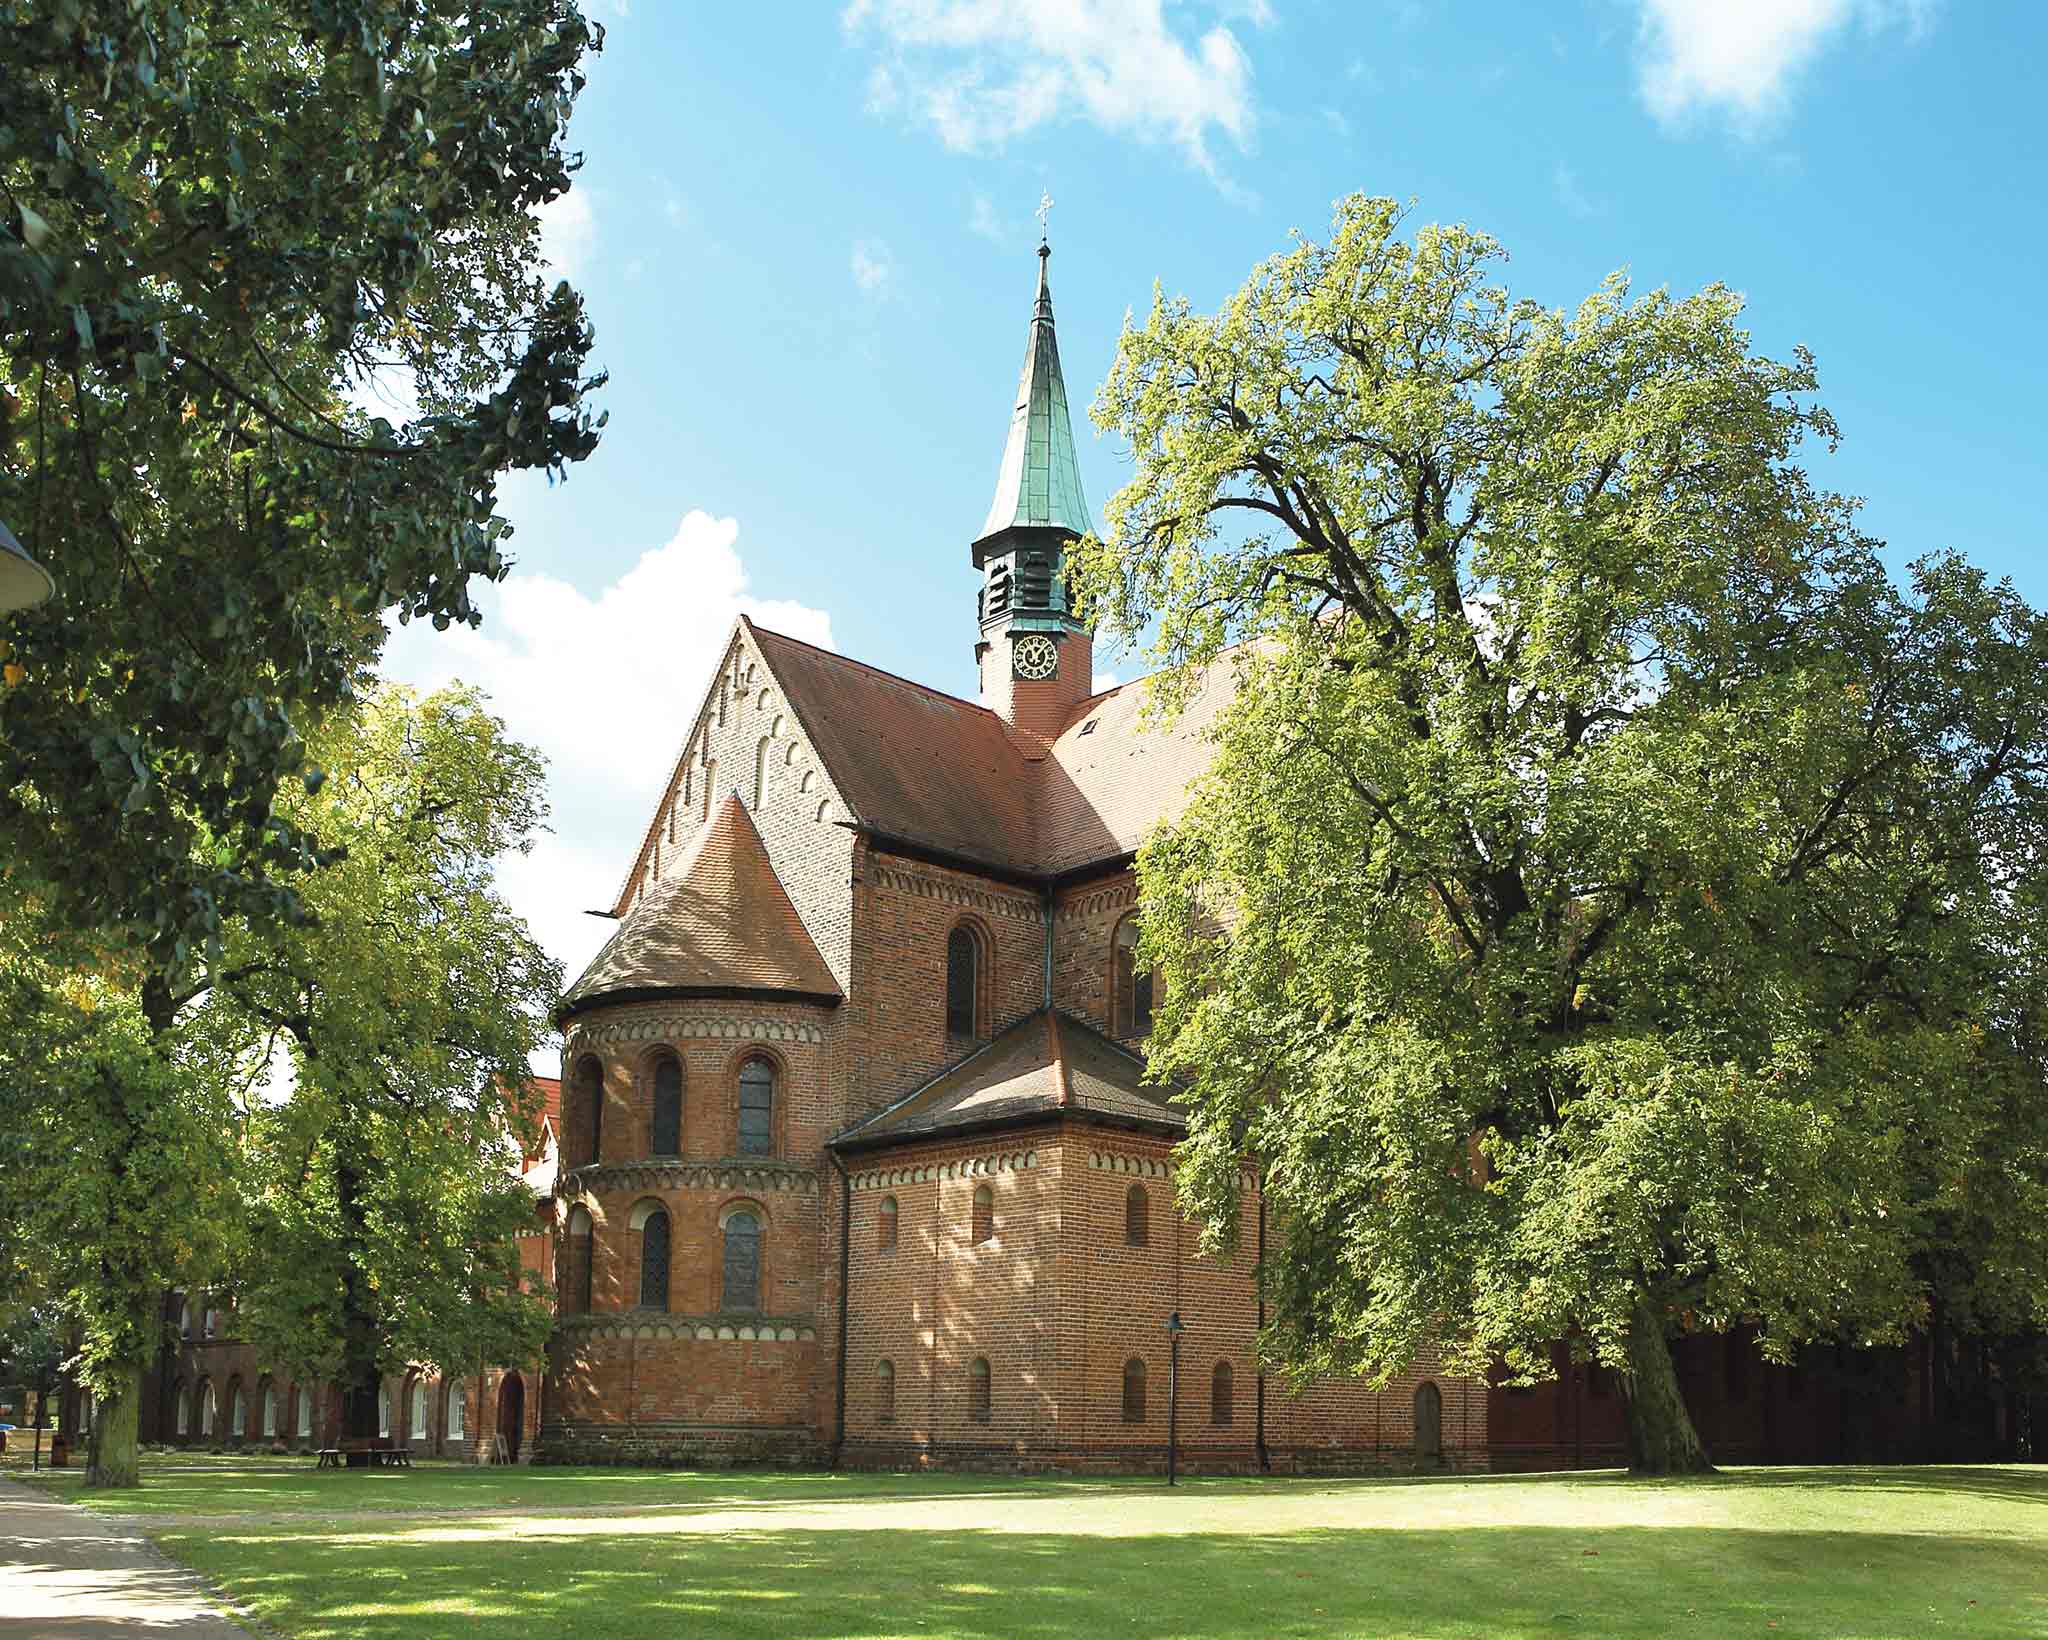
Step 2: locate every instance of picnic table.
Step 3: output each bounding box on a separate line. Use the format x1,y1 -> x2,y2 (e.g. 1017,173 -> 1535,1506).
315,1439 -> 413,1469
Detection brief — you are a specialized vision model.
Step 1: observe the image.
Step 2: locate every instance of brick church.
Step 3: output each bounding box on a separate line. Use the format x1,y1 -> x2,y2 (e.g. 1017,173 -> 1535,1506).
131,244 -> 2021,1472
534,240 -> 2002,1474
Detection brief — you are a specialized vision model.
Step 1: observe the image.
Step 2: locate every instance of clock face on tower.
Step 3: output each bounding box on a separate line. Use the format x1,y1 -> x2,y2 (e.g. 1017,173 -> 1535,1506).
1012,633 -> 1059,681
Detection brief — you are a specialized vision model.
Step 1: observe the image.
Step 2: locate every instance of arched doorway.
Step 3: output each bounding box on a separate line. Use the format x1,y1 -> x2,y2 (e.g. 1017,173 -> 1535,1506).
497,1372 -> 525,1462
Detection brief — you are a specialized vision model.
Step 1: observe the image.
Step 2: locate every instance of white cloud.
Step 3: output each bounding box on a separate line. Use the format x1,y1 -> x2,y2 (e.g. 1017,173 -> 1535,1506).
968,192 -> 1008,243
1551,160 -> 1600,219
380,511 -> 836,1069
842,0 -> 1262,178
537,188 -> 596,281
1634,0 -> 1936,127
852,239 -> 895,293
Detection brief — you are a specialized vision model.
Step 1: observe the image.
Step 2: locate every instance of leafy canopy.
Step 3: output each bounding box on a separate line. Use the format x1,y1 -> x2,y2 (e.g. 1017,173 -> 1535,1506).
1073,197 -> 2048,1388
0,0 -> 606,978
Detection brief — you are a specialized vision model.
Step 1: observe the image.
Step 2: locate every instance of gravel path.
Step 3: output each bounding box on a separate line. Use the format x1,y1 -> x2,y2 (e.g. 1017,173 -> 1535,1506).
0,1475 -> 252,1637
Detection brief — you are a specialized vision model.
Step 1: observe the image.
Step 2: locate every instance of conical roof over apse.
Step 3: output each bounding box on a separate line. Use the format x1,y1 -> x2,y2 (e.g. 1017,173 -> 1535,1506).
974,244 -> 1096,549
559,794 -> 840,1019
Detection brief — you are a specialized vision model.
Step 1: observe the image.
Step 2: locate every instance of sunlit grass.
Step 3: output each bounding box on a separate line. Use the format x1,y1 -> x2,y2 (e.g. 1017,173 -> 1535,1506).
31,1461 -> 2048,1639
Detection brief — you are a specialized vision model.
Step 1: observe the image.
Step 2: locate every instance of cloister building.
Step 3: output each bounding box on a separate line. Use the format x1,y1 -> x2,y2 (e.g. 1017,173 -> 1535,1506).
132,243 -> 2025,1472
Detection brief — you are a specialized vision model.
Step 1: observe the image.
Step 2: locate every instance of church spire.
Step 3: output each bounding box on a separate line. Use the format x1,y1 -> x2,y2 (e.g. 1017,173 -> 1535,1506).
974,242 -> 1095,552
972,234 -> 1095,737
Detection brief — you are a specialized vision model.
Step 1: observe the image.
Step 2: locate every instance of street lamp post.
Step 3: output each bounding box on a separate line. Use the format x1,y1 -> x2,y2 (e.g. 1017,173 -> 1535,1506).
0,518 -> 55,613
1165,1309 -> 1184,1487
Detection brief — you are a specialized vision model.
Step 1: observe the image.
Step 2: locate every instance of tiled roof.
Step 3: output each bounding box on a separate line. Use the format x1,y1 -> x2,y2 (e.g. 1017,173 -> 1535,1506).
528,1075 -> 562,1128
560,795 -> 840,1017
750,620 -> 1243,879
833,1009 -> 1182,1148
750,623 -> 1041,874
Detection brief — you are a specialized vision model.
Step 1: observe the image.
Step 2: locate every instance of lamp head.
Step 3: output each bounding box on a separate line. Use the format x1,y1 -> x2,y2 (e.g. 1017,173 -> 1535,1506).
0,518 -> 55,612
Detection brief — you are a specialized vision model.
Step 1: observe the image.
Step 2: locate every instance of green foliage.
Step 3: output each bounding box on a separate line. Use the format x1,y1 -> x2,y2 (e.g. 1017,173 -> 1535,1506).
1072,198 -> 2048,1420
0,0 -> 606,977
0,910 -> 241,1400
216,685 -> 560,1387
0,1306 -> 66,1409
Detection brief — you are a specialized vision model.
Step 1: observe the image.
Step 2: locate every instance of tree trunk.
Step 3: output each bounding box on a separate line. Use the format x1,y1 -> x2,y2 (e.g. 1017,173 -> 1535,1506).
1618,1291 -> 1715,1475
335,1156 -> 383,1445
84,1360 -> 142,1489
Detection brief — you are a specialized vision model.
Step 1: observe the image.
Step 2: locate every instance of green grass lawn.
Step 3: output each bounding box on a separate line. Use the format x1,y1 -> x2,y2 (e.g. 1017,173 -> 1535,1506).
25,1461 -> 2048,1639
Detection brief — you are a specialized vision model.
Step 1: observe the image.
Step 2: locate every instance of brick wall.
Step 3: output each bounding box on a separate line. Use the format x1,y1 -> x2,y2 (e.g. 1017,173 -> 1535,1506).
1051,870 -> 1137,1039
618,627 -> 859,992
848,853 -> 1048,1117
840,1132 -> 1061,1466
836,1122 -> 1491,1473
977,628 -> 1094,740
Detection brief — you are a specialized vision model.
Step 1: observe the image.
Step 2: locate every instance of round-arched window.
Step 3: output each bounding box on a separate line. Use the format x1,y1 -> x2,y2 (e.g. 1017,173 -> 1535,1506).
651,1055 -> 683,1156
722,1210 -> 762,1310
738,1059 -> 775,1157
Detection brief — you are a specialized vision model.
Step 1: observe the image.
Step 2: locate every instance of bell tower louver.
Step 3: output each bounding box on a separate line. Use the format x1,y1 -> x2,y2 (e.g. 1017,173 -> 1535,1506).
972,240 -> 1095,737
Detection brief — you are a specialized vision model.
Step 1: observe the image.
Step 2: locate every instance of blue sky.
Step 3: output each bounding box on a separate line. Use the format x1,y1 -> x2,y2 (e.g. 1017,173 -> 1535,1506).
383,0 -> 2048,1033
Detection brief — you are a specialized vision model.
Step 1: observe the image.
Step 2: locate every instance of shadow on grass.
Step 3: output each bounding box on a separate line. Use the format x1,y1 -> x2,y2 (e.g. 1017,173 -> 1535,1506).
156,1519 -> 2048,1640
1721,1465 -> 2048,1507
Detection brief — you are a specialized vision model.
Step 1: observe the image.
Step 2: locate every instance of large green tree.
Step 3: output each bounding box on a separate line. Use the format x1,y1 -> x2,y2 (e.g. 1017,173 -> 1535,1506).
0,904 -> 245,1484
1,0 -> 604,970
219,684 -> 559,1446
1,0 -> 603,1484
1074,197 -> 2048,1473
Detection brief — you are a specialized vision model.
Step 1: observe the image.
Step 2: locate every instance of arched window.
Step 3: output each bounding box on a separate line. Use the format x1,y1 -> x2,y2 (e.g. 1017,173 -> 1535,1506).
410,1378 -> 427,1444
651,1055 -> 683,1156
199,1381 -> 216,1436
969,1357 -> 991,1424
877,1359 -> 896,1425
565,1205 -> 595,1314
753,736 -> 773,808
737,1057 -> 774,1157
1121,1358 -> 1147,1423
945,925 -> 980,1038
971,1182 -> 994,1246
171,1293 -> 189,1337
297,1386 -> 313,1440
702,758 -> 718,820
878,1194 -> 899,1253
640,1208 -> 672,1311
722,1209 -> 762,1311
224,1379 -> 242,1438
173,1381 -> 189,1436
1125,1183 -> 1149,1247
1212,1362 -> 1234,1426
261,1382 -> 278,1438
574,1055 -> 604,1168
1414,1380 -> 1443,1459
1113,916 -> 1153,1038
377,1384 -> 391,1439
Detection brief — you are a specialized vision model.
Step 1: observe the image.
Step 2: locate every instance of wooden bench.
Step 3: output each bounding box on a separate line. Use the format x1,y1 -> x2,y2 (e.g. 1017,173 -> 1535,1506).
324,1439 -> 413,1469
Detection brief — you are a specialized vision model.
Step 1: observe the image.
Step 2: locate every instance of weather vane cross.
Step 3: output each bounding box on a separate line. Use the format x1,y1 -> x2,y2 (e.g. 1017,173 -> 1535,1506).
1036,190 -> 1054,243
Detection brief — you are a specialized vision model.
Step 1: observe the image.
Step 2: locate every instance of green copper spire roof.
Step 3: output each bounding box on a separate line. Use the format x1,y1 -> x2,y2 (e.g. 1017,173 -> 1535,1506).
975,244 -> 1095,547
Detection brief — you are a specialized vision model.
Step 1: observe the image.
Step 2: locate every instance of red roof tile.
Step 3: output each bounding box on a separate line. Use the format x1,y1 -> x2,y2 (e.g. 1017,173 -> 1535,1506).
750,622 -> 1042,874
529,1075 -> 562,1128
750,620 -> 1241,879
561,795 -> 840,1017
834,1009 -> 1181,1148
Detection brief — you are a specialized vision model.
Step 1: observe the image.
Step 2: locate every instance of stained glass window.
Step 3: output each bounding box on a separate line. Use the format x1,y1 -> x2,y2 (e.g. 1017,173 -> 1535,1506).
723,1211 -> 761,1310
640,1209 -> 671,1311
738,1059 -> 774,1156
